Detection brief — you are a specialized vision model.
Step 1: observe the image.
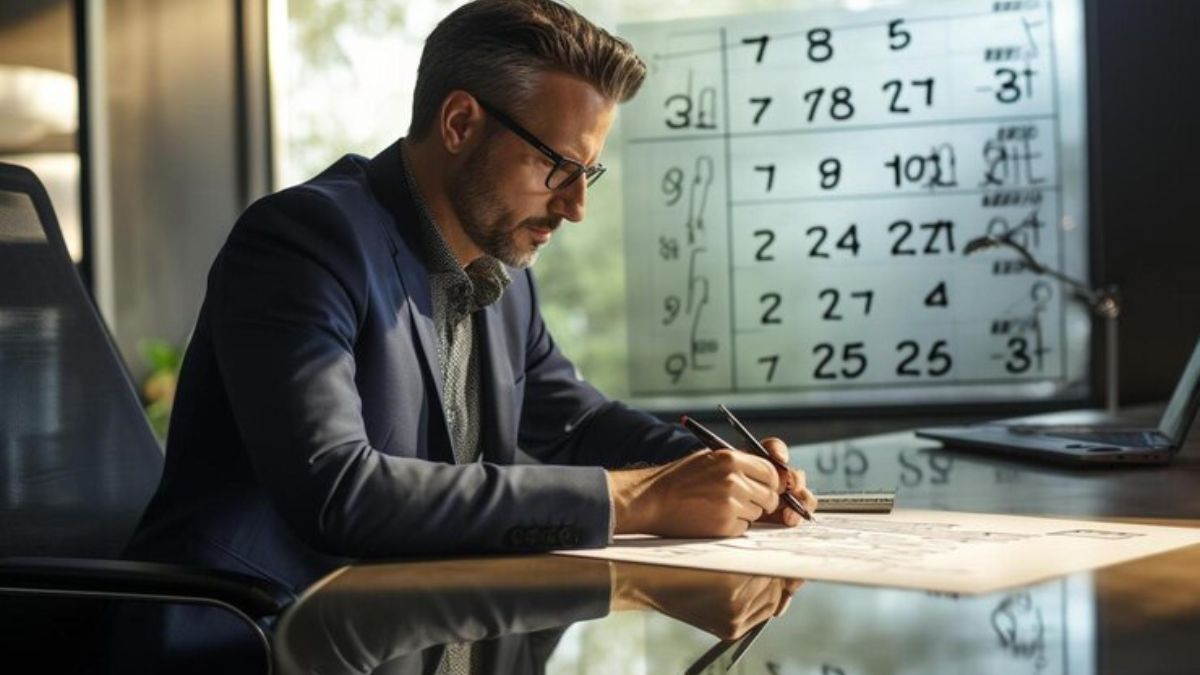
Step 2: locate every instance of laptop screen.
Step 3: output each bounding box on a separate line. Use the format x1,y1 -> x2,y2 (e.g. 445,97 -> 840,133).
1158,337 -> 1200,444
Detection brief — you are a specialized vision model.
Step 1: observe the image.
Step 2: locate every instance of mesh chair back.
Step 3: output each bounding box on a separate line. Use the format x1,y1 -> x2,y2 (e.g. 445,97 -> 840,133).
0,162 -> 161,558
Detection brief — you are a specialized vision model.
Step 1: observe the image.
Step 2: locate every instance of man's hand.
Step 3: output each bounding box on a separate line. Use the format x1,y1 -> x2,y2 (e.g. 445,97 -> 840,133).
608,438 -> 817,537
612,562 -> 805,640
757,437 -> 819,527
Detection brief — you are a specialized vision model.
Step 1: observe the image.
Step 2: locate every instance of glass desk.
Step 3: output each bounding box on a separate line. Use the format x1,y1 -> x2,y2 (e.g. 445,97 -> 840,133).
272,425 -> 1200,674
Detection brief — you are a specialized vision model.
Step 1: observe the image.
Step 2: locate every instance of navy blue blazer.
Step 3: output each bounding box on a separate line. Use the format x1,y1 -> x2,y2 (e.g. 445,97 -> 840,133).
125,141 -> 701,592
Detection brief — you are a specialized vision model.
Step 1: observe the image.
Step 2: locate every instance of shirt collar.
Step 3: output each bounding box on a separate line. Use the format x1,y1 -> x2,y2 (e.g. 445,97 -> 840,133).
398,139 -> 510,317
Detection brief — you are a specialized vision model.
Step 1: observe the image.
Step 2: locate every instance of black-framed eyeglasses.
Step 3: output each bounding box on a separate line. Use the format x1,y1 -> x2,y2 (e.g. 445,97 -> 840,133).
476,98 -> 606,191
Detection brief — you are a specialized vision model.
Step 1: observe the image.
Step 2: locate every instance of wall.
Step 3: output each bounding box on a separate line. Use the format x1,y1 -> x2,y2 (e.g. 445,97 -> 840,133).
103,0 -> 248,377
1091,0 -> 1200,406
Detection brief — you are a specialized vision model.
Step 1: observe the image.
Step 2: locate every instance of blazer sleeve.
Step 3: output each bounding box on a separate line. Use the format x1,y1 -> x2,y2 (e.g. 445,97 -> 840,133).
515,270 -> 705,469
207,189 -> 613,556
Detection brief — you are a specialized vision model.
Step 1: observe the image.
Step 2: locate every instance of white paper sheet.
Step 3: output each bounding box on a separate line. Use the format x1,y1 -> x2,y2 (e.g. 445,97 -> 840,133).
555,509 -> 1200,594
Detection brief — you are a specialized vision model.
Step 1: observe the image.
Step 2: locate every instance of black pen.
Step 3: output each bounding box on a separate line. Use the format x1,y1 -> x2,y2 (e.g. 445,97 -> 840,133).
680,414 -> 814,523
717,405 -> 817,523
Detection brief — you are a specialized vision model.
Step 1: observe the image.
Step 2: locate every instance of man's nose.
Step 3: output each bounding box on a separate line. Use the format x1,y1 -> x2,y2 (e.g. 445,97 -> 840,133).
550,175 -> 588,223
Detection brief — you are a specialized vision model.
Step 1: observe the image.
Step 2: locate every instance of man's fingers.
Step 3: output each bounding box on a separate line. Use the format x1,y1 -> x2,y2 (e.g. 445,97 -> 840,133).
733,473 -> 778,519
732,450 -> 781,493
761,438 -> 794,490
791,478 -> 818,515
733,500 -> 765,527
762,437 -> 789,465
785,468 -> 819,513
742,591 -> 779,634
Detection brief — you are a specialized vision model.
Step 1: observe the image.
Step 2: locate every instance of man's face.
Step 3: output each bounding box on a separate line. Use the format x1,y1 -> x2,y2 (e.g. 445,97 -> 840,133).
448,72 -> 616,268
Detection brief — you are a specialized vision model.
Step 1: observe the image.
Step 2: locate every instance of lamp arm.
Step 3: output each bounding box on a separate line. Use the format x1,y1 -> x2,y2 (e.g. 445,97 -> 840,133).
991,238 -> 1100,306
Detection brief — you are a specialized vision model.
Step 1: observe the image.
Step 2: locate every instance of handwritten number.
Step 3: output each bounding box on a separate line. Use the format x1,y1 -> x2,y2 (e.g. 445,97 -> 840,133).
819,158 -> 841,189
753,229 -> 776,261
996,68 -> 1020,103
925,281 -> 949,307
803,88 -> 823,122
995,67 -> 1035,103
665,354 -> 686,384
662,296 -> 681,325
842,343 -> 867,378
664,93 -> 691,129
758,355 -> 780,382
883,79 -> 933,114
808,224 -> 858,258
749,96 -> 772,125
806,225 -> 829,258
807,28 -> 833,62
889,220 -> 955,256
821,289 -> 873,320
830,87 -> 854,120
754,164 -> 776,192
742,35 -> 769,63
929,341 -> 952,376
888,19 -> 911,50
813,343 -> 867,380
897,340 -> 953,377
914,78 -> 934,106
896,341 -> 920,376
889,220 -> 914,256
883,80 -> 907,114
803,87 -> 854,122
836,224 -> 860,256
820,289 -> 842,321
1006,337 -> 1032,373
661,167 -> 683,205
658,236 -> 679,261
851,290 -> 874,315
760,293 -> 783,325
813,344 -> 836,380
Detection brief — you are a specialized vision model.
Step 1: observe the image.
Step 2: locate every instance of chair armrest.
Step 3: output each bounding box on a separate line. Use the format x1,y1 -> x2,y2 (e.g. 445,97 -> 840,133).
0,557 -> 294,618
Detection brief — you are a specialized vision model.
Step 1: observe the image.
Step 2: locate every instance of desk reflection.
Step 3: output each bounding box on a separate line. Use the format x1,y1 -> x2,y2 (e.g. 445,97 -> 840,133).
273,557 -> 800,674
271,422 -> 1200,675
273,554 -> 1096,675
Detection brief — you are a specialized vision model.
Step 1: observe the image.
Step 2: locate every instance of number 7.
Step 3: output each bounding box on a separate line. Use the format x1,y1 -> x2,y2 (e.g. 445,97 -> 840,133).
749,96 -> 773,125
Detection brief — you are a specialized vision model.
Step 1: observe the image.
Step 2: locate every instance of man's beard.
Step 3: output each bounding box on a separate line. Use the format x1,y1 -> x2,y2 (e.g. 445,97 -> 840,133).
448,142 -> 560,269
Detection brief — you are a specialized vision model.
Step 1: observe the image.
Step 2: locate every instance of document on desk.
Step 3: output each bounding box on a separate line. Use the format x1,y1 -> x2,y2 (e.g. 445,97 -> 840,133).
555,509 -> 1200,594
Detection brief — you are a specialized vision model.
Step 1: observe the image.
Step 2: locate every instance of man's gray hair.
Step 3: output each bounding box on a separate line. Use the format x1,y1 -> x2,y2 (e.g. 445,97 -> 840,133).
409,0 -> 646,140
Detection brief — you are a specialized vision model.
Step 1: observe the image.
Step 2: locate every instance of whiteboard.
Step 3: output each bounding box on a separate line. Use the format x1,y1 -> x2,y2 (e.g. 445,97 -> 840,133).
619,0 -> 1091,410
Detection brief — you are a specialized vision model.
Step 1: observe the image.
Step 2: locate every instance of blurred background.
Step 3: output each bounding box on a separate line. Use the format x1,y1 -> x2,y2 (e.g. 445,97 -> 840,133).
2,0 -> 1197,441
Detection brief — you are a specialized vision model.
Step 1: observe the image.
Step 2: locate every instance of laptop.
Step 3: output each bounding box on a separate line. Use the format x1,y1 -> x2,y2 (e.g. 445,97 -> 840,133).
916,336 -> 1200,465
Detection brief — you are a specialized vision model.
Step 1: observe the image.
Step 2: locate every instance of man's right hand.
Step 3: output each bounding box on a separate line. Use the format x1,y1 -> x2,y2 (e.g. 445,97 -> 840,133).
607,449 -> 784,538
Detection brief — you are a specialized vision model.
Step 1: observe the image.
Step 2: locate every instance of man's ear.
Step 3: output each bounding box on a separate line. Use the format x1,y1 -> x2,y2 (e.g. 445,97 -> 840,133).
439,90 -> 486,156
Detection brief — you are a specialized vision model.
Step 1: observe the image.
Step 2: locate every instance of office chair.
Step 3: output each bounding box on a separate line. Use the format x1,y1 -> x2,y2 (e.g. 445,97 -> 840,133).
0,162 -> 292,672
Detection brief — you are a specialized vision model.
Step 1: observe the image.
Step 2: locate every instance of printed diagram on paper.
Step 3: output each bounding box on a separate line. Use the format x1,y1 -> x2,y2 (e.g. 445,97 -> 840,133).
556,509 -> 1200,594
634,515 -> 1034,577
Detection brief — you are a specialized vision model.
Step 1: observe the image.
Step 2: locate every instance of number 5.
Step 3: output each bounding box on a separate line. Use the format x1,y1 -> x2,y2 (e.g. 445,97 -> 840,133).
888,19 -> 911,50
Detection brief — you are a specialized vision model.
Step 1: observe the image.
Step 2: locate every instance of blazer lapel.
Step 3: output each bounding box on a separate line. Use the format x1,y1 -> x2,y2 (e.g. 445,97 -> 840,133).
391,247 -> 445,406
367,140 -> 449,441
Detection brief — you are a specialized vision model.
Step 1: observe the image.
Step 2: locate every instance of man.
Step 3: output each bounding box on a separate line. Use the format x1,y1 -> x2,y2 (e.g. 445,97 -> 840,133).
126,0 -> 817,596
